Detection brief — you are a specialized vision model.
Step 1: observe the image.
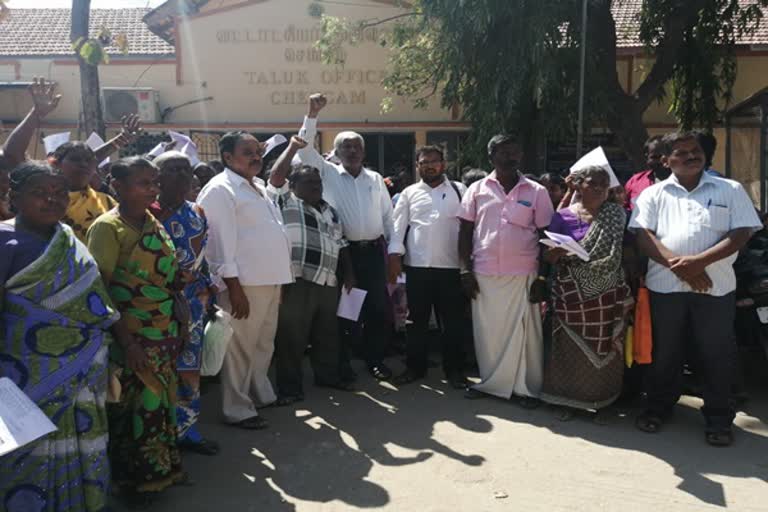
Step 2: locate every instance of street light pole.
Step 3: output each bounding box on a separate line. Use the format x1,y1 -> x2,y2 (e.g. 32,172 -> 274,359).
576,0 -> 588,158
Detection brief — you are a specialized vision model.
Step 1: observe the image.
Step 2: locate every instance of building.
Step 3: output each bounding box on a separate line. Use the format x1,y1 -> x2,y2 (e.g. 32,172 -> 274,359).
0,0 -> 767,202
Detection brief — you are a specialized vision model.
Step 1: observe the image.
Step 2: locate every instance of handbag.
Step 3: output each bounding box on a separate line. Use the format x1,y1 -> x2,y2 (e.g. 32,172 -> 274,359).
633,285 -> 653,364
200,307 -> 234,376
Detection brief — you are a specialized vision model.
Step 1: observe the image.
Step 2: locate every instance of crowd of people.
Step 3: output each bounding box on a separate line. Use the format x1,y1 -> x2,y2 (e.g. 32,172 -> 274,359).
0,80 -> 763,510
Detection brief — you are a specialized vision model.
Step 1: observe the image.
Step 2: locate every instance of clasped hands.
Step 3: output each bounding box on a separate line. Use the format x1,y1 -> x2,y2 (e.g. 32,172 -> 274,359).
667,254 -> 712,292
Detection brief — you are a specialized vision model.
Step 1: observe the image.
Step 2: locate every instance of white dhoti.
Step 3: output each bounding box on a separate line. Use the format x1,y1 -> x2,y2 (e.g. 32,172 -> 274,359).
471,273 -> 543,399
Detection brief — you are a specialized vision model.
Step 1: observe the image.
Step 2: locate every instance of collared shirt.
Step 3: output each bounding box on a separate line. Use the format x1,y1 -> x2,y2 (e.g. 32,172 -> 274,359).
624,169 -> 656,210
266,182 -> 349,287
197,168 -> 293,286
629,172 -> 761,296
297,117 -> 394,242
388,177 -> 466,269
458,172 -> 554,276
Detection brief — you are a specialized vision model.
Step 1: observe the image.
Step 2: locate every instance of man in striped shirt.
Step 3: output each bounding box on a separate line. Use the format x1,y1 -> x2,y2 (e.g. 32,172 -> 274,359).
629,131 -> 761,446
268,136 -> 356,405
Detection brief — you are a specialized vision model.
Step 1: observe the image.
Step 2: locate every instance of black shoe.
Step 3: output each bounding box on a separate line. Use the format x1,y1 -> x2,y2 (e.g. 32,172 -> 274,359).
275,394 -> 304,407
446,373 -> 469,390
368,363 -> 393,381
178,438 -> 220,456
393,369 -> 426,386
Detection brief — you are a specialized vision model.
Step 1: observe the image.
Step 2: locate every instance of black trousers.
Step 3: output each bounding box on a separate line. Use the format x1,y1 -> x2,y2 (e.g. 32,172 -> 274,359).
340,242 -> 389,367
404,266 -> 466,377
647,291 -> 736,428
275,279 -> 341,396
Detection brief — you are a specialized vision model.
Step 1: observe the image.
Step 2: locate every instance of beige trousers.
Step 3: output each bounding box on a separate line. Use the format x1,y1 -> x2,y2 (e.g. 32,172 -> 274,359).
218,285 -> 280,423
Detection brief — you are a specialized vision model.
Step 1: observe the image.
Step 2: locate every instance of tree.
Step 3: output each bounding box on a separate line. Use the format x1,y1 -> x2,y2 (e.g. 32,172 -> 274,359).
71,0 -> 105,138
317,0 -> 768,170
70,0 -> 128,139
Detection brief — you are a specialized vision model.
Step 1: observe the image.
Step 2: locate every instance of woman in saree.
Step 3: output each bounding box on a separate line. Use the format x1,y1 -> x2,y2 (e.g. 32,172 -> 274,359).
0,162 -> 120,512
50,142 -> 118,243
86,156 -> 189,505
149,151 -> 218,456
540,165 -> 631,421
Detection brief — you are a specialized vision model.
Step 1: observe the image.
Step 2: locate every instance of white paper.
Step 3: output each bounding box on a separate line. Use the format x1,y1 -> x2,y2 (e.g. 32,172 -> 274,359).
43,132 -> 70,154
263,134 -> 288,157
169,130 -> 196,151
540,230 -> 590,262
148,142 -> 166,158
337,287 -> 368,321
569,146 -> 620,188
85,132 -> 109,167
0,377 -> 57,456
180,142 -> 200,167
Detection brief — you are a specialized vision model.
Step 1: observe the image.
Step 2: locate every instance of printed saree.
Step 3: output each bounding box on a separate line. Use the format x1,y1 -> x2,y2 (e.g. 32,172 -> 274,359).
63,187 -> 118,243
541,202 -> 632,410
150,201 -> 213,442
99,210 -> 186,493
0,223 -> 119,512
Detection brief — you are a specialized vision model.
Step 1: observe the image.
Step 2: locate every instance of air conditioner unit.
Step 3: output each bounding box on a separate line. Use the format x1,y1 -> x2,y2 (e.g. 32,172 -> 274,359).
102,87 -> 159,123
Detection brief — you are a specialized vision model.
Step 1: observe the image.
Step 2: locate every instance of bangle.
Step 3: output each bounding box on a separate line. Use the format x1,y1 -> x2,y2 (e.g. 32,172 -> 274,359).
536,275 -> 546,281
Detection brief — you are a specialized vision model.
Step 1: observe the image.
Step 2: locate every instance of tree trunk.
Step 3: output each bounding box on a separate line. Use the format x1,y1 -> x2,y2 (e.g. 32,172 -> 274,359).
71,0 -> 105,139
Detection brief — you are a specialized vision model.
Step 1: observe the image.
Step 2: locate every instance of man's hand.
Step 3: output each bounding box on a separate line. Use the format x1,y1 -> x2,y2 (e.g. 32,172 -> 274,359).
387,254 -> 403,284
29,77 -> 61,119
543,247 -> 568,264
343,271 -> 357,293
529,278 -> 548,303
125,341 -> 149,374
682,271 -> 713,293
308,93 -> 327,118
461,271 -> 480,300
669,254 -> 708,282
119,114 -> 143,143
226,280 -> 250,319
289,135 -> 308,150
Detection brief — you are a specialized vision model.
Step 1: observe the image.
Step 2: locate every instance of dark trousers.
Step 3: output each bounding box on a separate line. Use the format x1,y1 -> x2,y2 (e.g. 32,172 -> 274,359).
275,279 -> 341,396
647,291 -> 736,428
340,242 -> 389,367
404,266 -> 466,377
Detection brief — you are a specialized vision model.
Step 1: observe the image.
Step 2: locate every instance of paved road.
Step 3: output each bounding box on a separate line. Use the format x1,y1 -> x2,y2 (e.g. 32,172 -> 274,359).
114,358 -> 768,511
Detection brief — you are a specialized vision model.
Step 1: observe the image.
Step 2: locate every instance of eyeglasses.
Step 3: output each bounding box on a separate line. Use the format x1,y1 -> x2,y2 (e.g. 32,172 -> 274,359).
418,159 -> 443,167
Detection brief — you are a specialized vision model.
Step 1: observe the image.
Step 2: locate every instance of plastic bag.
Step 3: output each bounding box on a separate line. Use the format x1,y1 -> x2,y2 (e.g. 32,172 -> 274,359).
200,307 -> 234,376
633,286 -> 653,364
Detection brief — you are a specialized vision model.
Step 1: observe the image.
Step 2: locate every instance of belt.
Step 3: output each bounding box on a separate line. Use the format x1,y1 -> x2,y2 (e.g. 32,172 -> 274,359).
349,239 -> 380,248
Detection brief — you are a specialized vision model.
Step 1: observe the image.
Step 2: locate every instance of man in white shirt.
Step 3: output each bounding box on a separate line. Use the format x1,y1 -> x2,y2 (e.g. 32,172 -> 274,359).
387,145 -> 468,389
198,131 -> 293,430
630,131 -> 761,447
296,94 -> 396,381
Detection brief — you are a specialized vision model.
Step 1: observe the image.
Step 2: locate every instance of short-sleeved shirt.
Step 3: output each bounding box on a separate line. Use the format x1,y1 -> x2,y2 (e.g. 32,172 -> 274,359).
623,170 -> 656,210
629,172 -> 762,296
0,220 -> 49,285
458,172 -> 554,276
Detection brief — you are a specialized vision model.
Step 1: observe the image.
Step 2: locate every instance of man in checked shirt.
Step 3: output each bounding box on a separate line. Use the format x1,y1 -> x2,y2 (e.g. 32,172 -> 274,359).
267,136 -> 357,406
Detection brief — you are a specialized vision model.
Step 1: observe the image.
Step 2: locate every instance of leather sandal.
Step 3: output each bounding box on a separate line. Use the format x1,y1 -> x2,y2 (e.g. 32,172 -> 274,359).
705,429 -> 734,447
635,410 -> 664,433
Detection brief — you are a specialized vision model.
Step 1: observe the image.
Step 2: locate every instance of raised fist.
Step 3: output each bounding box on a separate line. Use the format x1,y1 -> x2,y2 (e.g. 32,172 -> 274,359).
289,136 -> 308,149
308,93 -> 327,116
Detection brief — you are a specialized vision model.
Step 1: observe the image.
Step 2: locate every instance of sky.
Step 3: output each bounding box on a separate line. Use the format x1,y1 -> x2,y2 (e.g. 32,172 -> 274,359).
7,0 -> 166,7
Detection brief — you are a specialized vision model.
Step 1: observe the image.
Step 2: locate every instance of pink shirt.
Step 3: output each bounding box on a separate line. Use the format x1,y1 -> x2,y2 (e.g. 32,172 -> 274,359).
458,172 -> 554,276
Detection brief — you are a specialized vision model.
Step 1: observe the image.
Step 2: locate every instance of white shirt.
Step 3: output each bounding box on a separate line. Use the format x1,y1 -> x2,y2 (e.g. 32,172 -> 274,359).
388,178 -> 466,269
197,168 -> 293,286
297,116 -> 394,242
629,172 -> 761,296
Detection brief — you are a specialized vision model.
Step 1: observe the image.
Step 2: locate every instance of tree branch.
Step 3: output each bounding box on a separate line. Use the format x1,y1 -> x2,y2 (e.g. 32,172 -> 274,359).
632,0 -> 709,111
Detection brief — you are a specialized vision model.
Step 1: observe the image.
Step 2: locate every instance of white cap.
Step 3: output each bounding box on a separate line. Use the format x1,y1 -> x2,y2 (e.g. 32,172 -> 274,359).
263,134 -> 287,157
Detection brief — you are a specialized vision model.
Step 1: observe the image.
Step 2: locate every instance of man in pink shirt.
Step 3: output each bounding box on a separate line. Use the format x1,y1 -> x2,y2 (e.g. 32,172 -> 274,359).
624,135 -> 670,210
458,134 -> 554,404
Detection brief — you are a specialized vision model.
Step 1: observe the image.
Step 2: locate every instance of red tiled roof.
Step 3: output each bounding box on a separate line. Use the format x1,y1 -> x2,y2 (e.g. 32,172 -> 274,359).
0,8 -> 174,57
614,0 -> 768,48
